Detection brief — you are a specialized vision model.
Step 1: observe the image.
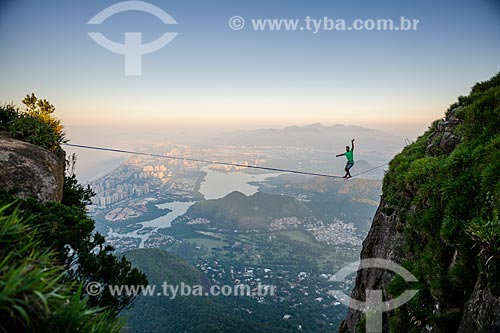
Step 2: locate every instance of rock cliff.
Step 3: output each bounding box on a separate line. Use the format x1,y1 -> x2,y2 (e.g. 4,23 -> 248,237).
0,135 -> 65,202
341,72 -> 500,332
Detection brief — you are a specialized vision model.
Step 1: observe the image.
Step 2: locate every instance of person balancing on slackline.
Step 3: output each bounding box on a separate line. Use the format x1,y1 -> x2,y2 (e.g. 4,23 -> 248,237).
336,139 -> 355,179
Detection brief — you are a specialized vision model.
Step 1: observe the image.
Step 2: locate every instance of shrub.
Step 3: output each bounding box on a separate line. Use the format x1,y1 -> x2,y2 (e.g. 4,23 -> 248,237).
0,204 -> 122,333
382,72 -> 500,332
0,93 -> 66,151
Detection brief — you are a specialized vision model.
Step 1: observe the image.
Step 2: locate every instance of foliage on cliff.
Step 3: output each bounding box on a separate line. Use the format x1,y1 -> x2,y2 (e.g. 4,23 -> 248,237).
380,72 -> 500,332
0,205 -> 123,333
0,95 -> 148,332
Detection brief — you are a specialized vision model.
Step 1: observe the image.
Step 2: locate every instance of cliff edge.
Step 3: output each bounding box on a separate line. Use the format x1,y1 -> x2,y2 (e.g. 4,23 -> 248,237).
341,72 -> 500,332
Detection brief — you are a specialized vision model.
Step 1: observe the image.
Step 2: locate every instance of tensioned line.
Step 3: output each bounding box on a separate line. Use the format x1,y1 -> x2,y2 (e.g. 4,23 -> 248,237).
63,143 -> 388,179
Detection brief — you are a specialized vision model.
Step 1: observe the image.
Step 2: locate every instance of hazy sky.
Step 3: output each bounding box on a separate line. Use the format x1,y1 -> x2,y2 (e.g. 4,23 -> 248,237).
1,0 -> 499,137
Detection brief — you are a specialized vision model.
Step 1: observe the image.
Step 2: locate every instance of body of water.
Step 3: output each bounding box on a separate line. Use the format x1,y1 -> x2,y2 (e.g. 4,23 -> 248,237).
142,201 -> 195,229
108,201 -> 195,247
199,166 -> 283,200
108,166 -> 284,248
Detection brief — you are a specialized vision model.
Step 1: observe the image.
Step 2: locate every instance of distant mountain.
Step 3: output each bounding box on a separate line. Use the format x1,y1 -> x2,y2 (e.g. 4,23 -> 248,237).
348,159 -> 386,178
228,123 -> 403,153
183,191 -> 311,230
256,175 -> 381,231
290,177 -> 381,203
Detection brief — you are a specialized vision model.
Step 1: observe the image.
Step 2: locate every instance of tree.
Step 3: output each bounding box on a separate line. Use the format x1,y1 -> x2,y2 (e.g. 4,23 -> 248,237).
0,94 -> 148,315
0,204 -> 123,333
0,93 -> 66,151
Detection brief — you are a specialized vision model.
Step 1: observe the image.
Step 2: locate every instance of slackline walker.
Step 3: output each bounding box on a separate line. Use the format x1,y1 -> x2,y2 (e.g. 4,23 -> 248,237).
63,143 -> 388,179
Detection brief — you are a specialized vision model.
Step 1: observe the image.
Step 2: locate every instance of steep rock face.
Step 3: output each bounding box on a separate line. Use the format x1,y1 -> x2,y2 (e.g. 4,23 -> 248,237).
0,135 -> 65,202
340,90 -> 500,332
341,201 -> 405,332
458,275 -> 500,333
341,109 -> 464,332
340,70 -> 500,333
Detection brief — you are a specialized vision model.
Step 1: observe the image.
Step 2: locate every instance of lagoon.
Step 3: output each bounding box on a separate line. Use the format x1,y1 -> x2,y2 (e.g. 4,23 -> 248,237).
108,166 -> 284,248
199,166 -> 283,200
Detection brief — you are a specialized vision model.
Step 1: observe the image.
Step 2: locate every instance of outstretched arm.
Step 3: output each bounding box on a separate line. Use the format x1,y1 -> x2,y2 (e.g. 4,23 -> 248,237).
351,139 -> 355,151
336,153 -> 345,157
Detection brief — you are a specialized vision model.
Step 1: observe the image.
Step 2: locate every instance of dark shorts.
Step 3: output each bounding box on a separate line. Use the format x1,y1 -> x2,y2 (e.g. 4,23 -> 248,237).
345,161 -> 354,170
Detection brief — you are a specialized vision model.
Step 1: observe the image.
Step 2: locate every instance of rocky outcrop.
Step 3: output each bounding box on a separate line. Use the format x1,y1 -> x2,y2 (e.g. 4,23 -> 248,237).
425,106 -> 463,156
340,201 -> 405,333
0,135 -> 65,202
458,275 -> 500,333
340,106 -> 479,333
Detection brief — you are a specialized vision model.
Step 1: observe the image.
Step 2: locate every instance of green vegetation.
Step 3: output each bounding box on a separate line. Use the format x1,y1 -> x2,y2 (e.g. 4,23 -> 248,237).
185,191 -> 310,230
161,219 -> 358,327
124,248 -> 207,287
0,204 -> 122,333
381,72 -> 500,332
291,177 -> 381,201
0,95 -> 147,331
156,212 -> 357,332
122,248 -> 288,333
0,94 -> 66,151
184,237 -> 227,248
260,176 -> 381,232
278,230 -> 317,245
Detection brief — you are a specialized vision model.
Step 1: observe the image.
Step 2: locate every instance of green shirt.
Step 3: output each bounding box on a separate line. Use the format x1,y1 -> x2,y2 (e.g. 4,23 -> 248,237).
345,150 -> 354,163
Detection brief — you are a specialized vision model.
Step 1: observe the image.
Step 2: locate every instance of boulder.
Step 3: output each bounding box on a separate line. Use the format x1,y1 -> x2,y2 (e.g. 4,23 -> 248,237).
0,135 -> 65,202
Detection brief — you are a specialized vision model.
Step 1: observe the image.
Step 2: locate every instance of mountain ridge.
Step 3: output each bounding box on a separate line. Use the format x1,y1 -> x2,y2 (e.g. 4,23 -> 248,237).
182,191 -> 311,230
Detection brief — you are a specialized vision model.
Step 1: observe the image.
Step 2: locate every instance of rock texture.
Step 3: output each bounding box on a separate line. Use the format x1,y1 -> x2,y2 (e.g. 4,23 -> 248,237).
458,275 -> 500,333
0,135 -> 65,202
340,201 -> 405,333
425,107 -> 463,156
340,106 -> 500,332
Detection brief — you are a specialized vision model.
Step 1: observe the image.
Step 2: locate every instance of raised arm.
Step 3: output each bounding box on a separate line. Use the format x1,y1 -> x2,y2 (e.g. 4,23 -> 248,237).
351,139 -> 355,151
